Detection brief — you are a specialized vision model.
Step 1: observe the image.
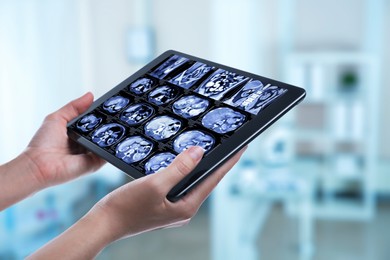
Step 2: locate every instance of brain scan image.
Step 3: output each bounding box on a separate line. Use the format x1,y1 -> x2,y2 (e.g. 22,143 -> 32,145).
202,107 -> 246,134
102,96 -> 130,114
224,80 -> 287,115
150,55 -> 189,79
144,116 -> 181,140
120,103 -> 154,126
115,136 -> 153,164
195,69 -> 248,100
172,95 -> 209,118
173,130 -> 215,153
76,114 -> 102,132
148,85 -> 179,105
144,152 -> 176,175
169,62 -> 213,89
129,77 -> 155,95
92,123 -> 126,148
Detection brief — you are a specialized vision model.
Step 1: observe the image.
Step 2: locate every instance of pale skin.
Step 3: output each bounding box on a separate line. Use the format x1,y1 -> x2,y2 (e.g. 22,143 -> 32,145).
0,92 -> 246,259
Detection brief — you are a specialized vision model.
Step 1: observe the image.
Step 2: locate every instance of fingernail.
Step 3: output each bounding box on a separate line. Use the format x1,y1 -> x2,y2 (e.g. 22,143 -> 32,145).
188,146 -> 204,161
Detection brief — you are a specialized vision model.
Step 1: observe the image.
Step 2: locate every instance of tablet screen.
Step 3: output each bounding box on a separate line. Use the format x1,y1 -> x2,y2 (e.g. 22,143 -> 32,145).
67,50 -> 305,200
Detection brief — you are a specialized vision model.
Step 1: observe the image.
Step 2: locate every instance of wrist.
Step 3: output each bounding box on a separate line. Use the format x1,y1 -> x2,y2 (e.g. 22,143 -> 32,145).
83,207 -> 118,247
20,150 -> 48,189
0,153 -> 44,210
28,209 -> 115,259
86,203 -> 124,244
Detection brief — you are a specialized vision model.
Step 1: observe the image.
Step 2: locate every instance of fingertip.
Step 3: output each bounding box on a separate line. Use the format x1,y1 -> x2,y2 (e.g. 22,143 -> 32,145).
73,91 -> 94,112
186,146 -> 205,162
84,91 -> 94,101
50,91 -> 95,123
154,146 -> 204,192
78,91 -> 94,106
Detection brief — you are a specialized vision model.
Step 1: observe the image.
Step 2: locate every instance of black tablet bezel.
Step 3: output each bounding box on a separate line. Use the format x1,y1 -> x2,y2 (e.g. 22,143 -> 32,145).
67,50 -> 306,201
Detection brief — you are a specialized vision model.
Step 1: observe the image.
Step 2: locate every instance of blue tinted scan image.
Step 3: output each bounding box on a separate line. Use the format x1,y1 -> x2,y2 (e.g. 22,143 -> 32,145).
172,95 -> 209,118
169,62 -> 213,89
120,103 -> 154,126
115,136 -> 153,164
144,152 -> 176,175
129,77 -> 154,95
102,96 -> 130,114
173,130 -> 215,153
224,80 -> 287,115
195,69 -> 248,100
202,107 -> 246,134
144,115 -> 181,140
76,114 -> 102,132
148,85 -> 179,105
150,55 -> 189,79
91,123 -> 126,148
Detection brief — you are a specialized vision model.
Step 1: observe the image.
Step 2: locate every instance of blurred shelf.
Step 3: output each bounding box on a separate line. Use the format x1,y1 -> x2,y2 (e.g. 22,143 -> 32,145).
314,200 -> 374,220
285,48 -> 379,220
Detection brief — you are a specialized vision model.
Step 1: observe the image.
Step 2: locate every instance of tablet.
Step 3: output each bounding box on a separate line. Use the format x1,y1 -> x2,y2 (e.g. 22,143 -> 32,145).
67,50 -> 306,201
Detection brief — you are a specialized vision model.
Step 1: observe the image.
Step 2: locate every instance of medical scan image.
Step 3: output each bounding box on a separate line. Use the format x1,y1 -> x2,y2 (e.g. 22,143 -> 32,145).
115,136 -> 153,164
144,152 -> 176,175
76,114 -> 102,132
102,95 -> 130,114
173,130 -> 215,153
195,69 -> 248,100
169,61 -> 213,89
144,115 -> 181,140
91,123 -> 126,148
129,77 -> 155,95
148,85 -> 179,105
224,80 -> 287,115
172,95 -> 209,118
150,55 -> 189,79
120,103 -> 154,126
68,51 -> 297,182
202,107 -> 246,134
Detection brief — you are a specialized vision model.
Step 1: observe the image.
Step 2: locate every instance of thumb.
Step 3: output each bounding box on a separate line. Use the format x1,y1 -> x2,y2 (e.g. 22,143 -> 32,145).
48,92 -> 94,123
154,146 -> 204,192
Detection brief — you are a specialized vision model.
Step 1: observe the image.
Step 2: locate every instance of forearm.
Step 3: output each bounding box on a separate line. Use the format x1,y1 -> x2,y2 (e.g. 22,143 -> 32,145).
0,153 -> 43,210
27,210 -> 114,260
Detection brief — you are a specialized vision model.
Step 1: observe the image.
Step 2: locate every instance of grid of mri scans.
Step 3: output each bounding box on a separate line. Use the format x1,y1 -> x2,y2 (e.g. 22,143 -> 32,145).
70,54 -> 287,176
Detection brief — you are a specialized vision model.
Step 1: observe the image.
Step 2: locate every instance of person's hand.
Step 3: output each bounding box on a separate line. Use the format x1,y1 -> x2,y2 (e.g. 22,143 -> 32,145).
90,145 -> 247,241
28,146 -> 247,259
23,92 -> 106,188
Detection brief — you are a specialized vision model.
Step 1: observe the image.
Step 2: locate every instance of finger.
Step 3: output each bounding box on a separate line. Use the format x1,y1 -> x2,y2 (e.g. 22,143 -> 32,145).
49,92 -> 94,123
180,146 -> 247,206
154,146 -> 204,192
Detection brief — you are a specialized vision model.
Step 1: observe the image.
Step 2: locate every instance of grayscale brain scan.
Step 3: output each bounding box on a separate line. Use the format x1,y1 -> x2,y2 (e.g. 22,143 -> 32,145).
148,85 -> 179,105
224,80 -> 287,115
91,123 -> 126,147
150,55 -> 189,79
144,115 -> 181,140
202,107 -> 246,134
76,114 -> 102,132
173,130 -> 215,153
115,136 -> 153,164
195,69 -> 248,100
169,62 -> 213,89
129,77 -> 154,95
102,96 -> 130,114
120,103 -> 154,126
144,152 -> 176,175
172,95 -> 209,118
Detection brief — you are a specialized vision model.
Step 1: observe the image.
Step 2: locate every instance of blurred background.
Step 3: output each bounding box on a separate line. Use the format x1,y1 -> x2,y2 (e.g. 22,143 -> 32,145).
0,0 -> 389,259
